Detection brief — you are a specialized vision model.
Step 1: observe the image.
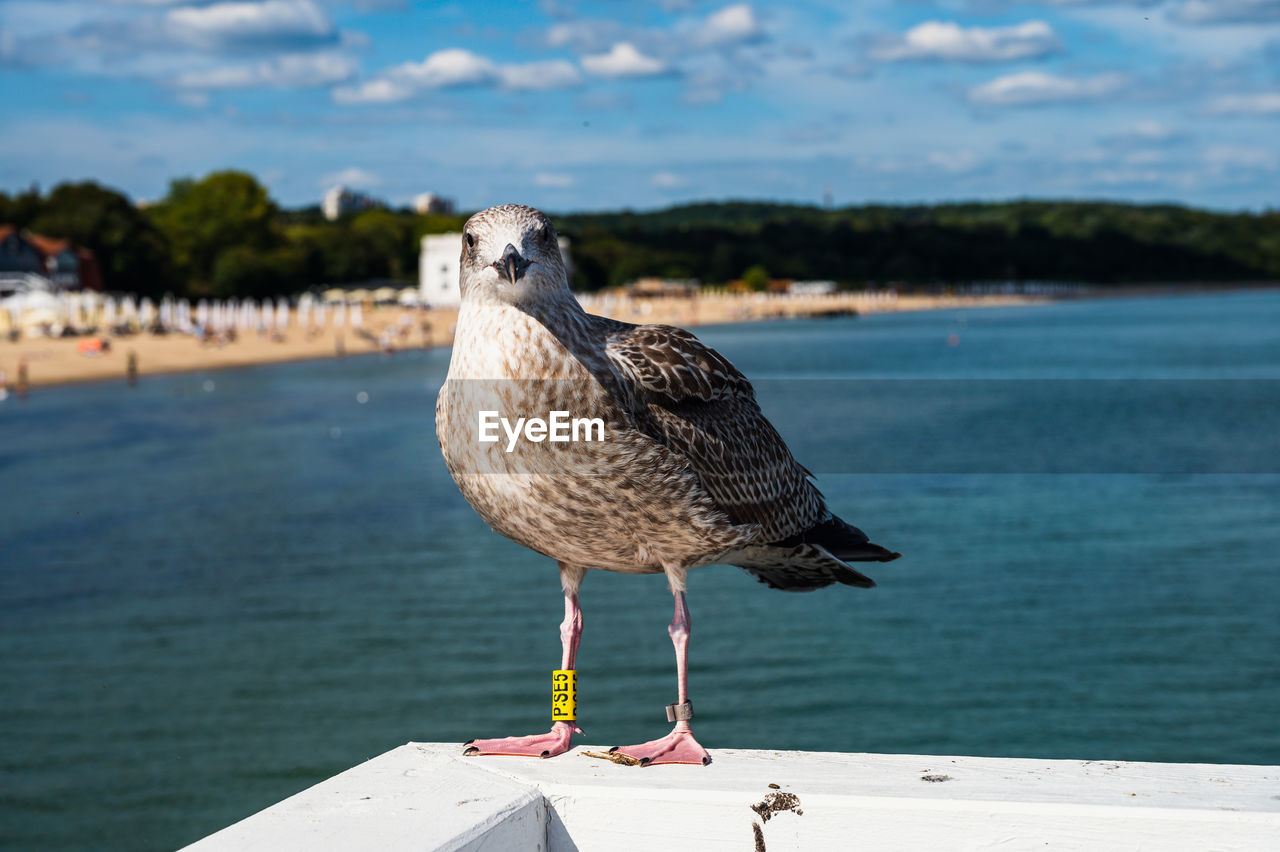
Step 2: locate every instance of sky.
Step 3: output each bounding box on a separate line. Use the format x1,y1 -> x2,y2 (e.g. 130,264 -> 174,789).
1,0 -> 1278,212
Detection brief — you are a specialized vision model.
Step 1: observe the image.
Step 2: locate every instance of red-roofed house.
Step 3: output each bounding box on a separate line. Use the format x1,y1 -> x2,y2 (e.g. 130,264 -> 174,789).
0,226 -> 102,292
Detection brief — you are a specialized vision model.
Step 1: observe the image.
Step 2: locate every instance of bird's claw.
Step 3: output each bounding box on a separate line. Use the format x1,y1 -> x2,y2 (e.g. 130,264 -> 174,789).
609,726 -> 711,766
462,721 -> 580,758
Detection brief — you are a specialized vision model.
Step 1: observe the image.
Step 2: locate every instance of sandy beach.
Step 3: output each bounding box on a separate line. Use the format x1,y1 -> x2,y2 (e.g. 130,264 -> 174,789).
0,291 -> 1045,390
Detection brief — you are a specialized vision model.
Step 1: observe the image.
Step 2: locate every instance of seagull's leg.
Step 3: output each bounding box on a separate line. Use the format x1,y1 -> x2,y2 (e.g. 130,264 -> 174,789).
463,577 -> 584,759
609,589 -> 711,766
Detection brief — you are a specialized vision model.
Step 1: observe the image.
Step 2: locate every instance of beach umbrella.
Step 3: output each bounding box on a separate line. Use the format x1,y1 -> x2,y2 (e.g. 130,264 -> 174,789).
21,306 -> 59,334
347,288 -> 370,304
373,286 -> 398,304
139,298 -> 156,328
83,291 -> 101,327
323,288 -> 346,304
121,297 -> 139,329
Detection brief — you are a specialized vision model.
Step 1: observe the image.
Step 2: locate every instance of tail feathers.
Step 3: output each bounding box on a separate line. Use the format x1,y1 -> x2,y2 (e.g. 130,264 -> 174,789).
769,515 -> 901,563
732,543 -> 879,593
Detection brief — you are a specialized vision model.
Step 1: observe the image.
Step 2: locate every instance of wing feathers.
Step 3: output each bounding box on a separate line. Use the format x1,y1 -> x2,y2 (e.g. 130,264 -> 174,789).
604,323 -> 824,542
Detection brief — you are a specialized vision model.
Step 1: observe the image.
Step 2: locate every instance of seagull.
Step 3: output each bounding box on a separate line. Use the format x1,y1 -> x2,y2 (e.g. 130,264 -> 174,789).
436,204 -> 900,766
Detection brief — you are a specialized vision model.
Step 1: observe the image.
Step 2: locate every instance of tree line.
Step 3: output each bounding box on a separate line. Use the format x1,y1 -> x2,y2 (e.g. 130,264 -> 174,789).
0,172 -> 465,300
3,171 -> 1277,299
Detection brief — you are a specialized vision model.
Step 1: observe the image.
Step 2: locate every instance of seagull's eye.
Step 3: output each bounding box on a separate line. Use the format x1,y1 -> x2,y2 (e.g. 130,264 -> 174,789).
463,232 -> 476,250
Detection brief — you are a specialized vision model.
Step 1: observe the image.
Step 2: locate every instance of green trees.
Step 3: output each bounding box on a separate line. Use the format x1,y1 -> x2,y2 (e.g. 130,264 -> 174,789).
351,210 -> 415,280
148,171 -> 286,296
6,174 -> 1278,296
285,210 -> 419,286
741,264 -> 770,291
0,186 -> 43,227
2,182 -> 173,297
558,200 -> 1280,289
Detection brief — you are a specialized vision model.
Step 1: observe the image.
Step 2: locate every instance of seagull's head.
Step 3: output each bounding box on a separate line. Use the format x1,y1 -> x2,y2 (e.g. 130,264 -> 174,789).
459,204 -> 569,306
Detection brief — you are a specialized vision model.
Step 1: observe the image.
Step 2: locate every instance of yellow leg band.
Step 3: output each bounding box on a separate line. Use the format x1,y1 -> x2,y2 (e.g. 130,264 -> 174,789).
552,669 -> 577,721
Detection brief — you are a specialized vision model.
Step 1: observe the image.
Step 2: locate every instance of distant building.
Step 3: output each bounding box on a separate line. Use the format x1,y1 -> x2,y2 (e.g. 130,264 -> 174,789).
625,278 -> 701,298
789,280 -> 837,296
413,193 -> 456,215
420,233 -> 572,307
321,185 -> 383,221
0,225 -> 102,294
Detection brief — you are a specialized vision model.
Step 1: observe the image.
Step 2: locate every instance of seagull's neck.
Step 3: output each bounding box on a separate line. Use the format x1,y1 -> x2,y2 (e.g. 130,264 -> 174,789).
451,288 -> 595,380
520,288 -> 590,336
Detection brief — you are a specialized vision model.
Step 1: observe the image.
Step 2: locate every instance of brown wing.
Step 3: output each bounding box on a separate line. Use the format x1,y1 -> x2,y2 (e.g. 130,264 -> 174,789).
604,324 -> 825,541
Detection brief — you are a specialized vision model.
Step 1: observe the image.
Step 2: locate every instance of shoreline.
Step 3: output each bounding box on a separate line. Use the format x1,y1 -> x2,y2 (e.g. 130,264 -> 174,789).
1,285 -> 1268,390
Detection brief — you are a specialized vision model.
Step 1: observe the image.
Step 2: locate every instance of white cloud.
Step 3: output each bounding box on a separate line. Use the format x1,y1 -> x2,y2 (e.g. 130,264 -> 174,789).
333,50 -> 583,104
1086,167 -> 1170,186
321,167 -> 382,188
0,29 -> 18,63
871,20 -> 1060,63
1204,145 -> 1278,170
927,150 -> 978,173
176,52 -> 355,89
968,71 -> 1128,106
1099,120 -> 1188,148
546,19 -> 624,52
1171,1 -> 1280,25
174,90 -> 210,109
391,48 -> 497,89
1125,121 -> 1181,141
651,170 -> 688,188
332,78 -> 412,104
1206,92 -> 1280,115
498,60 -> 583,91
534,172 -> 575,188
695,4 -> 764,47
1124,149 -> 1167,166
582,42 -> 669,78
166,0 -> 336,50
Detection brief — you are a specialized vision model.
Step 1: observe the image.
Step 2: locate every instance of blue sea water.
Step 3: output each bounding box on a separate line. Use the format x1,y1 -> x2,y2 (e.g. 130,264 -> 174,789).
1,290 -> 1278,850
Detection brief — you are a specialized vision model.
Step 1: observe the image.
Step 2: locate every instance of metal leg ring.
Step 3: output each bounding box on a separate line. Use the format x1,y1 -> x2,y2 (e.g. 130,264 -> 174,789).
665,701 -> 694,722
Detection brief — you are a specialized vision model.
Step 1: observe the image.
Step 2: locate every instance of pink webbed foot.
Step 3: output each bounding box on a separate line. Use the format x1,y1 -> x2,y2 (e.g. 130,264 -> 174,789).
463,721 -> 582,759
610,726 -> 711,766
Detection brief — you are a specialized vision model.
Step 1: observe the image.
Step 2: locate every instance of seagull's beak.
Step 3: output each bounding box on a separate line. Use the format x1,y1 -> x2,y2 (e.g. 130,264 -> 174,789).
493,243 -> 531,285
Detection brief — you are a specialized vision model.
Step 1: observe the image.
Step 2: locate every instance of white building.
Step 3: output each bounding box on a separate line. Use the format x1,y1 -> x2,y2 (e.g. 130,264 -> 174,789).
413,192 -> 456,215
321,186 -> 382,221
790,280 -> 837,295
420,233 -> 573,307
